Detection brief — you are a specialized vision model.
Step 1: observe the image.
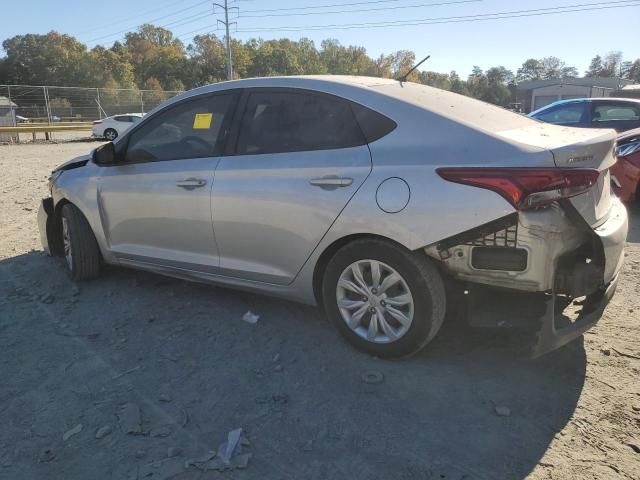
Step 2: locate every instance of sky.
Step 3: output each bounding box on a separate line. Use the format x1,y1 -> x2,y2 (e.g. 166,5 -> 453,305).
3,0 -> 640,77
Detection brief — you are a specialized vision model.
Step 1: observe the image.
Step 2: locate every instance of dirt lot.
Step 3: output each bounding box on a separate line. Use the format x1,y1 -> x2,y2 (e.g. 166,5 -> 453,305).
1,141 -> 639,480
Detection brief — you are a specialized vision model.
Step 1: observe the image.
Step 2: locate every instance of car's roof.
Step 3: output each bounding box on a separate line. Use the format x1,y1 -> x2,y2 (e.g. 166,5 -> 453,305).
171,75 -> 536,134
536,97 -> 640,108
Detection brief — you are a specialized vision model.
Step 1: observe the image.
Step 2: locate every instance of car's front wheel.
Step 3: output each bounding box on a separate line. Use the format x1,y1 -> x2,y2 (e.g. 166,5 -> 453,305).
322,238 -> 446,358
104,128 -> 118,141
61,204 -> 101,281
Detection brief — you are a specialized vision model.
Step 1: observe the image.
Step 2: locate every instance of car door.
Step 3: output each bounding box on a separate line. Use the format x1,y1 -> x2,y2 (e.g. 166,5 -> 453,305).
210,88 -> 373,284
591,101 -> 640,132
97,91 -> 239,271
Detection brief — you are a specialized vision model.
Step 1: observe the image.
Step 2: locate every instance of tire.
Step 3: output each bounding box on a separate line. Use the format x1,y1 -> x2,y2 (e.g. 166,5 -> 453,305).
322,238 -> 446,358
104,128 -> 118,141
61,204 -> 101,281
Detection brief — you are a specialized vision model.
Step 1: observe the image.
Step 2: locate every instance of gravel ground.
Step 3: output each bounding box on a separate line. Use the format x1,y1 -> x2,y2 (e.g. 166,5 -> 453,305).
1,142 -> 639,480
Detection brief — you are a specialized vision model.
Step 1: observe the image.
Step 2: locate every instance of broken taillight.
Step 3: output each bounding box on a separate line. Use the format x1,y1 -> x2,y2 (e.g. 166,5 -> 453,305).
436,167 -> 600,209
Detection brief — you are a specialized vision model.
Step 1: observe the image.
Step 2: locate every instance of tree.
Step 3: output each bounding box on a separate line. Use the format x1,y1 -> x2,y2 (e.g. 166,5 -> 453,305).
389,50 -> 416,80
585,55 -> 604,77
539,56 -> 577,79
84,46 -> 136,89
626,59 -> 640,82
186,34 -> 227,84
124,24 -> 186,89
417,71 -> 451,90
448,71 -> 469,95
602,51 -> 623,77
320,39 -> 371,75
516,59 -> 544,82
1,32 -> 90,86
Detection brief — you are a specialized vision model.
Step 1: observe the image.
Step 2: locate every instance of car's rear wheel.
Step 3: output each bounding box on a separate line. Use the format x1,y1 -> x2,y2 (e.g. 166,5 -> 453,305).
104,128 -> 118,141
61,204 -> 101,281
322,238 -> 446,358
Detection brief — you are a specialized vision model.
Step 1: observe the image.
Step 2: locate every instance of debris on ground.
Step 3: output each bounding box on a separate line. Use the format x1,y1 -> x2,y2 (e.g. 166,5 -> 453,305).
62,423 -> 83,441
117,403 -> 142,434
111,365 -> 141,380
185,428 -> 251,472
303,440 -> 314,452
40,294 -> 55,304
495,406 -> 511,417
158,394 -> 172,403
38,448 -> 55,463
95,425 -> 112,439
362,371 -> 384,384
138,457 -> 184,480
241,311 -> 260,324
135,450 -> 147,459
151,425 -> 173,438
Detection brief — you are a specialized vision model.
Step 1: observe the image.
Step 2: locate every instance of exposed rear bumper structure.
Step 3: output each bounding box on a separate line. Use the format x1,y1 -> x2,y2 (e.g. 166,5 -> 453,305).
428,196 -> 628,357
531,273 -> 619,357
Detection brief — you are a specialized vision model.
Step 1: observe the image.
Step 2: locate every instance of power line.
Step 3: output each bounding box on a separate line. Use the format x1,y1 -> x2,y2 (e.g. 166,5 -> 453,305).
239,0 -> 481,18
84,0 -> 211,44
73,0 -> 186,36
235,0 -> 640,32
242,0 -> 477,14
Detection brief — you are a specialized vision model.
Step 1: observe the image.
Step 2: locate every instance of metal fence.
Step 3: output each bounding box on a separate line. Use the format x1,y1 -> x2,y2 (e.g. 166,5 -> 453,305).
0,84 -> 183,126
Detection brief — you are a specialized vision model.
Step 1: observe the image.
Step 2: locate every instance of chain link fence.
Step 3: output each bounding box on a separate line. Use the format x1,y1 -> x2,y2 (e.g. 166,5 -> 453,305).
0,84 -> 182,125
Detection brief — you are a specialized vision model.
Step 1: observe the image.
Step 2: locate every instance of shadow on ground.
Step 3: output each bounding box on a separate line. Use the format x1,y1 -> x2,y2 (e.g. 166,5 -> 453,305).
0,251 -> 587,479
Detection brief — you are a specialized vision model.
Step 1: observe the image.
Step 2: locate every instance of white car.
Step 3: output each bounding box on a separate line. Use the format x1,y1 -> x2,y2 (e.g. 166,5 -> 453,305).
92,114 -> 143,141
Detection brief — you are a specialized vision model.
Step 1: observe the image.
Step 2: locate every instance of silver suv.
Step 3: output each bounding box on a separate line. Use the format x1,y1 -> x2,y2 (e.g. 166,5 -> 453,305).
38,76 -> 628,358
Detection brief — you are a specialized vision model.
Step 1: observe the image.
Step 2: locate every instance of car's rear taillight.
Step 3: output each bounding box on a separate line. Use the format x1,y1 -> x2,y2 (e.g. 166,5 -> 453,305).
92,120 -> 102,125
436,168 -> 600,210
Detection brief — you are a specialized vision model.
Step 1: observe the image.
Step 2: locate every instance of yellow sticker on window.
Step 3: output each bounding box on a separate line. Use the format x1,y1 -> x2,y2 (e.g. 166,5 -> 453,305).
193,113 -> 213,129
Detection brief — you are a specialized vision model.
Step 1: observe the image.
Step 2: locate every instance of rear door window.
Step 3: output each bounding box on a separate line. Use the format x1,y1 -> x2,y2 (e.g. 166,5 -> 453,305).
592,102 -> 640,123
350,102 -> 397,143
235,90 -> 366,155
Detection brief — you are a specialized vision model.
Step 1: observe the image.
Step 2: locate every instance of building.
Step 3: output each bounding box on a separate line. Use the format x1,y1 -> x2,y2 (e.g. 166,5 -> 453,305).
517,77 -> 635,113
0,96 -> 18,142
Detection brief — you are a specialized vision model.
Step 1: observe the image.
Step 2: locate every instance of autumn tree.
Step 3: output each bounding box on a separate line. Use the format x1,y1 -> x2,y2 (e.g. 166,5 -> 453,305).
124,24 -> 186,89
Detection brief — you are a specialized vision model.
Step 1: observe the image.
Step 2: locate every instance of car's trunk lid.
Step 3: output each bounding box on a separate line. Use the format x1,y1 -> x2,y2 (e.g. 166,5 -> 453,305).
496,124 -> 616,226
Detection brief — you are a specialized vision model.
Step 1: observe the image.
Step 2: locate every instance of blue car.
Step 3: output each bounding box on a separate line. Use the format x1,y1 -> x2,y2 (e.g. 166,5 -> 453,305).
529,97 -> 640,133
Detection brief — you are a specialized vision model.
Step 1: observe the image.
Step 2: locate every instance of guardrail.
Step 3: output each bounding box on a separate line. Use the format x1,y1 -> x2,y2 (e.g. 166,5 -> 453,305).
0,124 -> 93,142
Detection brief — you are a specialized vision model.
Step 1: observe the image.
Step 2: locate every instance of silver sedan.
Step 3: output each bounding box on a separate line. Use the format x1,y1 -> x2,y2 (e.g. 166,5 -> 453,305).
38,76 -> 628,357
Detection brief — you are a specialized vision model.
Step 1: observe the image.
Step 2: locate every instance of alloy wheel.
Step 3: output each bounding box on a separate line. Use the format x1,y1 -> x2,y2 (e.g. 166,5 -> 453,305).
336,259 -> 414,344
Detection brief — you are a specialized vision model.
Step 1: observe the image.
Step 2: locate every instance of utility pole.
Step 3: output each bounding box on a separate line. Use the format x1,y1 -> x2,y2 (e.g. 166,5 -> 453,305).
214,0 -> 237,81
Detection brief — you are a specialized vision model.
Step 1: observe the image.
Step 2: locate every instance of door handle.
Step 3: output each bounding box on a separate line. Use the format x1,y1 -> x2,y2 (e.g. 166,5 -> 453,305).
176,178 -> 207,189
309,176 -> 353,189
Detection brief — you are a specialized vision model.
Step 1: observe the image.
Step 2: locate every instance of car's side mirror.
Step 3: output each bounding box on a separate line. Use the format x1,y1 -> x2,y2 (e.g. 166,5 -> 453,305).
93,142 -> 117,165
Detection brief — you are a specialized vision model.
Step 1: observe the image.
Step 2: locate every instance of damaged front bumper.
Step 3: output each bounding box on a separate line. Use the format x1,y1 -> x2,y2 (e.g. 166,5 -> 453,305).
38,197 -> 61,256
426,197 -> 628,357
